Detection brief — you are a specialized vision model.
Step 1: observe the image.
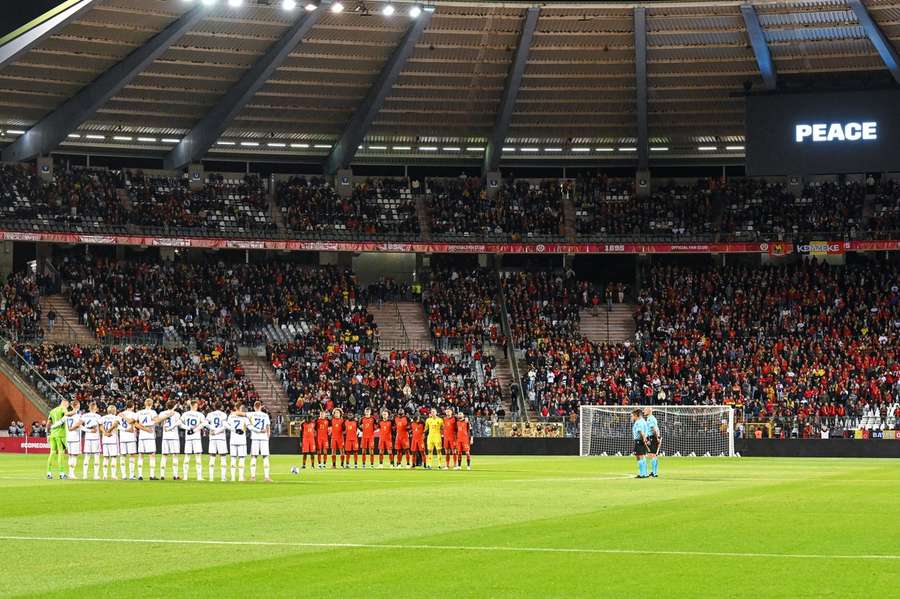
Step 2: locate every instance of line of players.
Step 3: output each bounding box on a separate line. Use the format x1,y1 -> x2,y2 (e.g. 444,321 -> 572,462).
299,407 -> 473,470
46,397 -> 273,482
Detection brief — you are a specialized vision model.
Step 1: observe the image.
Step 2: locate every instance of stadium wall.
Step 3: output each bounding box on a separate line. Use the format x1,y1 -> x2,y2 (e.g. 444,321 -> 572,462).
0,370 -> 46,431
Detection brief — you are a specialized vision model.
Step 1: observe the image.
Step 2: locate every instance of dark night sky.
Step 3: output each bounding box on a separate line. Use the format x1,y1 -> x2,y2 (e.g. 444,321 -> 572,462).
2,1 -> 67,39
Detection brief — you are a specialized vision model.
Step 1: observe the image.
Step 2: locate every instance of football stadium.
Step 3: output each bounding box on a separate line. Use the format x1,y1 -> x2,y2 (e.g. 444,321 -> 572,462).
0,0 -> 899,596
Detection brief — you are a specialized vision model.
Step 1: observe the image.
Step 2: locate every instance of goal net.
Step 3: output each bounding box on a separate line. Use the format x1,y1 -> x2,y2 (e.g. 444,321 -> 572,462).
579,405 -> 735,457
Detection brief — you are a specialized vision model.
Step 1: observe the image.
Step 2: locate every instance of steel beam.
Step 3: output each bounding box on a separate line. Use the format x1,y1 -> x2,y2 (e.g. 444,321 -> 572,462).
0,0 -> 99,70
741,3 -> 777,91
634,7 -> 649,170
165,1 -> 329,170
324,7 -> 435,175
849,0 -> 900,84
2,6 -> 204,163
482,6 -> 540,175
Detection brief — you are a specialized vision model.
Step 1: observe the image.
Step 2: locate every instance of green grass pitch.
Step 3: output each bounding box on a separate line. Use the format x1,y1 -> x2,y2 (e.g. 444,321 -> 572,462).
0,454 -> 898,598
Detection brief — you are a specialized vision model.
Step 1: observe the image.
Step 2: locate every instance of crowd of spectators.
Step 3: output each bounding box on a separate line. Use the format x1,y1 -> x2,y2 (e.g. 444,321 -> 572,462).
0,269 -> 43,341
427,178 -> 562,239
511,259 -> 899,438
870,180 -> 900,239
15,341 -> 258,412
277,177 -> 418,237
61,257 -> 365,346
423,267 -> 503,350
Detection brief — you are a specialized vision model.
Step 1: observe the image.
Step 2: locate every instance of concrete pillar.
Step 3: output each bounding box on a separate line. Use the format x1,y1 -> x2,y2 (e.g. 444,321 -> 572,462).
636,170 -> 651,199
0,242 -> 13,280
188,163 -> 204,191
336,169 -> 353,199
37,156 -> 53,182
484,171 -> 501,199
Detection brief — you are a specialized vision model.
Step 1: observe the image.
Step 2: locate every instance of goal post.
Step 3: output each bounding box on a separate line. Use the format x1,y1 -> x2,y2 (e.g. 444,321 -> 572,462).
579,405 -> 735,457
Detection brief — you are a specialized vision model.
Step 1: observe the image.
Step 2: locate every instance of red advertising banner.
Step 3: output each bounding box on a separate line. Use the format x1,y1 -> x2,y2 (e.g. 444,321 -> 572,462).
2,229 -> 897,254
0,436 -> 50,454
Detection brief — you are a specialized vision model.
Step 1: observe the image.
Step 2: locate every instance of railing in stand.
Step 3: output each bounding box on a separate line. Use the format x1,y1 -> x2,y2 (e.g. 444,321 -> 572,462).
497,270 -> 527,421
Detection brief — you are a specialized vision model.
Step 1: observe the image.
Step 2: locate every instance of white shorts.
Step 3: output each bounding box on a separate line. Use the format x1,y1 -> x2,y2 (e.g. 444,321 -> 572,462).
183,438 -> 202,454
102,443 -> 119,457
229,443 -> 247,458
208,439 -> 228,455
250,439 -> 270,457
120,440 -> 137,455
138,438 -> 157,454
83,439 -> 101,455
67,440 -> 82,456
161,438 -> 180,455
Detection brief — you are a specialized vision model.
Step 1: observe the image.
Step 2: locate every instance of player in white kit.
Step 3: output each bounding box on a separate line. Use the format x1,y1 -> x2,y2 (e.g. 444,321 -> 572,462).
117,400 -> 139,479
180,400 -> 206,481
99,406 -> 120,480
205,402 -> 229,481
226,404 -> 249,482
64,400 -> 83,479
247,401 -> 272,482
134,398 -> 171,480
80,402 -> 102,480
160,400 -> 182,480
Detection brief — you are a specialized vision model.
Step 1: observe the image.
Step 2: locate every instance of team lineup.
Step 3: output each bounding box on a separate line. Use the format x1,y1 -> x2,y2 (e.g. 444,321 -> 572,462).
44,397 -> 273,482
42,399 -> 475,481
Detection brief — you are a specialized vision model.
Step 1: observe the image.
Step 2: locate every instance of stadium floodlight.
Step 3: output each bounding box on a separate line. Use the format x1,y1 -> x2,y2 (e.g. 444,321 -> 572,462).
200,0 -> 216,5
595,147 -> 614,152
314,144 -> 332,148
137,137 -> 157,143
267,142 -> 286,148
698,146 -> 717,151
545,147 -> 562,152
161,138 -> 180,144
240,141 -> 259,147
409,4 -> 422,18
382,3 -> 395,16
217,141 -> 236,146
520,147 -> 539,152
501,147 -> 516,152
67,133 -> 81,139
392,145 -> 411,151
228,0 -> 243,6
443,147 -> 461,152
282,0 -> 297,9
113,136 -> 133,141
650,146 -> 668,152
85,134 -> 105,140
331,1 -> 344,12
291,143 -> 310,148
418,146 -> 438,151
725,145 -> 745,151
368,145 -> 387,150
6,130 -> 25,135
579,405 -> 735,457
618,147 -> 636,152
571,147 -> 590,153
466,146 -> 484,152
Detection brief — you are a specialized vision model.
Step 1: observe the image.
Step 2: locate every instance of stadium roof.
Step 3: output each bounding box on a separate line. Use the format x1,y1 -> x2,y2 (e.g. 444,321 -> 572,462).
0,0 -> 898,168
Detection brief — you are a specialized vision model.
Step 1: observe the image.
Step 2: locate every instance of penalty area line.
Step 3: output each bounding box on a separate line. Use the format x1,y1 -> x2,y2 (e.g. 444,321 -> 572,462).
0,535 -> 897,561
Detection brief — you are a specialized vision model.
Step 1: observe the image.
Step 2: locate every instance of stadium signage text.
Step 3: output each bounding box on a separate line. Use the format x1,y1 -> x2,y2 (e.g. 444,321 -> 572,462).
794,122 -> 877,143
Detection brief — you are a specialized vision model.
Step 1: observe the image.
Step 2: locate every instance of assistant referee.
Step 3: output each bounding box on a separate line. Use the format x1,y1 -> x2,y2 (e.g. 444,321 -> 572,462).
643,407 -> 661,478
630,408 -> 649,479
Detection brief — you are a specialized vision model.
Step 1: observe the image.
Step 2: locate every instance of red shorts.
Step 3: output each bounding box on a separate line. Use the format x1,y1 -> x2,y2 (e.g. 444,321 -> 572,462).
361,435 -> 374,451
456,439 -> 471,453
443,436 -> 456,450
331,437 -> 344,451
411,438 -> 424,452
345,437 -> 358,451
394,436 -> 409,450
316,435 -> 328,451
302,437 -> 316,453
378,436 -> 393,452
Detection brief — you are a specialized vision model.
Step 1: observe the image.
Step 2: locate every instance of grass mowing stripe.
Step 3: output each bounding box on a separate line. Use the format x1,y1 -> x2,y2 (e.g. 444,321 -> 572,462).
2,535 -> 898,561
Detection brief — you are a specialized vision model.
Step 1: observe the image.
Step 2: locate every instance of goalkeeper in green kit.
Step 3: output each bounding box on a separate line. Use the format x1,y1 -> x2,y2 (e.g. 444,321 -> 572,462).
46,399 -> 71,480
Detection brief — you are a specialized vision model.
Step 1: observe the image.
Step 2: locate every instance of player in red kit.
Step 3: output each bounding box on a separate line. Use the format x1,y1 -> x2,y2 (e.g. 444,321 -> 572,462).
455,412 -> 472,470
300,414 -> 316,469
360,408 -> 376,468
315,410 -> 329,469
442,408 -> 457,469
377,410 -> 393,467
344,412 -> 359,468
410,415 -> 426,468
330,408 -> 344,468
393,410 -> 411,468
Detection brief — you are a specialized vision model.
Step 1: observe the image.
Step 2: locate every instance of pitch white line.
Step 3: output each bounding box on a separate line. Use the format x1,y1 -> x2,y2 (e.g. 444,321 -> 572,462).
0,535 -> 897,561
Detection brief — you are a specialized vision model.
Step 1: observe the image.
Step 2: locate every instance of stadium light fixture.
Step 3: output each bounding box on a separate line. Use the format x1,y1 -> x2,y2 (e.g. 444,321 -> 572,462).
725,145 -> 745,151
228,0 -> 243,6
501,147 -> 516,152
267,142 -> 286,148
200,0 -> 216,5
331,1 -> 344,12
67,133 -> 81,139
382,3 -> 395,16
282,0 -> 297,8
392,146 -> 411,151
291,143 -> 310,148
443,147 -> 461,152
697,146 -> 717,151
466,147 -> 485,152
368,145 -> 387,150
571,148 -> 590,153
240,141 -> 259,147
305,1 -> 318,10
85,134 -> 105,140
618,147 -> 637,152
217,141 -> 236,146
6,130 -> 25,135
595,147 -> 614,152
113,136 -> 133,141
650,146 -> 668,152
544,147 -> 562,152
314,144 -> 332,149
520,147 -> 539,152
161,138 -> 181,144
418,146 -> 438,151
137,137 -> 157,143
409,4 -> 422,18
